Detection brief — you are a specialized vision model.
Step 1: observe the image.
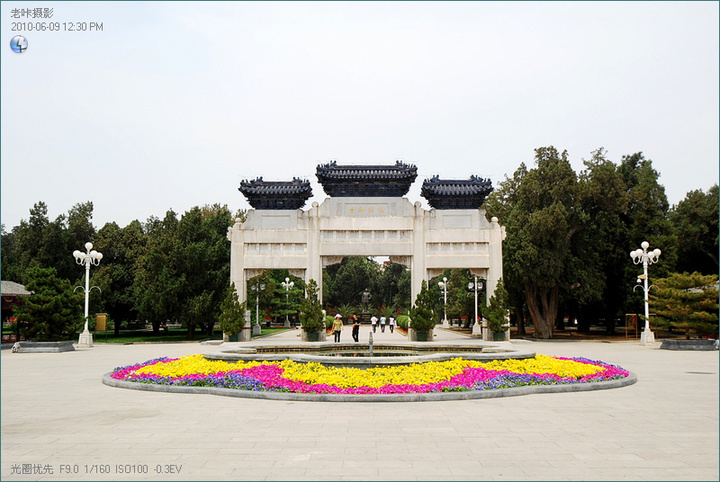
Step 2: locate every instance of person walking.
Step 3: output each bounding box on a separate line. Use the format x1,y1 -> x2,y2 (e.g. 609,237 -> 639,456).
380,316 -> 386,333
371,315 -> 378,333
332,314 -> 343,343
388,316 -> 395,333
351,314 -> 360,342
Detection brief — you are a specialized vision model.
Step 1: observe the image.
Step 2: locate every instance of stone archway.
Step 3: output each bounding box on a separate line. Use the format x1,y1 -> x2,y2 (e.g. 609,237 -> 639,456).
228,162 -> 505,338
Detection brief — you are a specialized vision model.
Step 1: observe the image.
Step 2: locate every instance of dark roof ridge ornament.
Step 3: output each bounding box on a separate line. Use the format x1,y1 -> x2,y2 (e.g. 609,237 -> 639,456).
421,175 -> 494,209
239,177 -> 312,210
316,160 -> 417,197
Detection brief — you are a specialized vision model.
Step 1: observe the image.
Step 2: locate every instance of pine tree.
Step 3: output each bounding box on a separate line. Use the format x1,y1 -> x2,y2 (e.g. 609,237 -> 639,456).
650,272 -> 719,338
485,279 -> 509,334
15,267 -> 83,341
409,280 -> 436,333
300,279 -> 325,333
218,282 -> 246,336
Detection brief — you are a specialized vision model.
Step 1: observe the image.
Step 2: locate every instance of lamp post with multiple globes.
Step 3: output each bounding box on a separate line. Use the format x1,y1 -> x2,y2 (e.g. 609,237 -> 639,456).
250,282 -> 265,335
438,277 -> 448,328
630,241 -> 661,345
281,277 -> 294,328
467,276 -> 484,336
73,242 -> 103,347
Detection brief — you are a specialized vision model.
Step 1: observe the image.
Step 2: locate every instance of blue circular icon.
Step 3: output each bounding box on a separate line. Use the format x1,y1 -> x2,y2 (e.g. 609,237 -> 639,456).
10,36 -> 28,53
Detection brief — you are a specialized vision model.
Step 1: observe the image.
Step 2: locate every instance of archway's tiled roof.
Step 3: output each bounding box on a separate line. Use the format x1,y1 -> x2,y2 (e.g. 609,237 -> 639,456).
316,161 -> 417,197
420,175 -> 494,209
239,177 -> 312,210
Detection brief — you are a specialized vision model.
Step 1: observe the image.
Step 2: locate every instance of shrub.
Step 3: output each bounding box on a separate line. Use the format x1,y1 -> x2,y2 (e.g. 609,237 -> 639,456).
396,315 -> 409,330
409,280 -> 436,332
300,279 -> 325,333
218,282 -> 247,336
485,279 -> 509,333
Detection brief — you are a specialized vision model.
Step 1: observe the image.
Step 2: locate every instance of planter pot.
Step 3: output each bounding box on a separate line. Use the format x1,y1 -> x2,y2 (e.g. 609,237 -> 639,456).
415,331 -> 429,342
660,339 -> 718,351
306,332 -> 319,342
492,331 -> 505,341
12,340 -> 75,353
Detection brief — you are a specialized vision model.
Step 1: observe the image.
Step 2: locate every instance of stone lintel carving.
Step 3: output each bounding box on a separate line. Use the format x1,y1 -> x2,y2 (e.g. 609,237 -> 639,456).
389,256 -> 412,268
322,256 -> 345,268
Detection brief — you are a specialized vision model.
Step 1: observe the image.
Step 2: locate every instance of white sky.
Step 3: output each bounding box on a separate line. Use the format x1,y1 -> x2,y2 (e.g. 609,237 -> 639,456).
2,1 -> 718,230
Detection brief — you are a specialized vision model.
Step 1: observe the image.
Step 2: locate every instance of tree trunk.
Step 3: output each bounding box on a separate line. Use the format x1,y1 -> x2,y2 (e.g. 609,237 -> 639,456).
555,308 -> 565,331
525,284 -> 558,339
511,307 -> 526,336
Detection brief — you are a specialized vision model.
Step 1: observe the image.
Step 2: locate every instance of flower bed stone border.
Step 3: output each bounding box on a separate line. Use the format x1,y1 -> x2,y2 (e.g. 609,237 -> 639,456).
102,370 -> 637,403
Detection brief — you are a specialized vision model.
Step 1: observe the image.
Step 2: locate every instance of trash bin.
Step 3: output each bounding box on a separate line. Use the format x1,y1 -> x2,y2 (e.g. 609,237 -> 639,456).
95,313 -> 107,332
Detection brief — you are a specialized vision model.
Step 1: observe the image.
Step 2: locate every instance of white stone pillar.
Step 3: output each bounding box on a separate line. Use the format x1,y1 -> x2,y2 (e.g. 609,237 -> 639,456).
306,202 -> 322,300
228,217 -> 247,306
411,201 -> 426,304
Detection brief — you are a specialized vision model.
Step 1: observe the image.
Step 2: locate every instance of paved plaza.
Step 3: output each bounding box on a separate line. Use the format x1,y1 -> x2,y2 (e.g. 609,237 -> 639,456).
1,326 -> 718,481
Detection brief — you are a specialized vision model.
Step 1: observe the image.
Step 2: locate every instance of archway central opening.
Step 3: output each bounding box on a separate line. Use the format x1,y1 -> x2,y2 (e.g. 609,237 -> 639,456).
322,256 -> 411,323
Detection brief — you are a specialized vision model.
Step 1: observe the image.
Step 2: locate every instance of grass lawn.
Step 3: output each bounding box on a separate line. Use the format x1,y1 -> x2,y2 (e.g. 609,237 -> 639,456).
91,327 -> 293,344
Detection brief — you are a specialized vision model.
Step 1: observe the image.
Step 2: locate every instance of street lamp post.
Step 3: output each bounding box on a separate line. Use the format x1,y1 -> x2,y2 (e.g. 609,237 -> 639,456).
73,242 -> 103,347
250,282 -> 265,335
630,241 -> 661,345
281,277 -> 294,328
438,277 -> 448,328
467,276 -> 483,336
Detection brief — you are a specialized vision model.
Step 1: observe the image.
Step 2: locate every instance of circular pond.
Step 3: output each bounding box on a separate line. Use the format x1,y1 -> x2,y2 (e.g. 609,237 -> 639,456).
209,342 -> 536,369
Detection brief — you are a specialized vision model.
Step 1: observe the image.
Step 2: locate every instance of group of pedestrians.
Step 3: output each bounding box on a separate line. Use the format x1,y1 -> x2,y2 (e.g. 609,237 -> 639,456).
331,313 -> 395,343
370,315 -> 395,334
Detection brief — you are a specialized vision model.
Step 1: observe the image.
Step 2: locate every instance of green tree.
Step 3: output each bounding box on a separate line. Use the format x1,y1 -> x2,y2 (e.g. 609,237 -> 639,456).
246,272 -> 277,327
375,262 -> 410,310
485,163 -> 530,334
94,220 -> 147,335
409,280 -> 437,334
265,271 -> 304,325
1,224 -> 18,280
134,210 -> 182,335
670,185 -> 719,274
218,282 -> 247,336
323,257 -> 380,308
12,202 -> 50,278
572,148 -> 630,334
484,279 -> 509,334
619,152 -> 677,276
619,152 -> 678,324
300,279 -> 325,333
175,205 -> 233,338
650,272 -> 719,339
503,147 -> 583,338
15,267 -> 83,341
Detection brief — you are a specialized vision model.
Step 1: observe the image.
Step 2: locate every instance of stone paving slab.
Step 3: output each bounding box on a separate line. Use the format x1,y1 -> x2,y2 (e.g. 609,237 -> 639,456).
1,327 -> 718,481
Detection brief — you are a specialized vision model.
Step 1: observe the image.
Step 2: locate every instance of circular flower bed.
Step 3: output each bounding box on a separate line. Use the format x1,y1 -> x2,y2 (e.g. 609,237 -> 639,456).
110,354 -> 630,395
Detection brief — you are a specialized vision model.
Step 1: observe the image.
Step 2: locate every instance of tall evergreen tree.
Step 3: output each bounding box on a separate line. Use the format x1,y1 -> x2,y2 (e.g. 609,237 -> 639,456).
670,185 -> 719,274
15,267 -> 83,341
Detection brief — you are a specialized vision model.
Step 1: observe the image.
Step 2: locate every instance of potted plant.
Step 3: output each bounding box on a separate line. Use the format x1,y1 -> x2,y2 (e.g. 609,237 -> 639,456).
218,282 -> 247,342
300,280 -> 325,341
485,279 -> 509,341
409,280 -> 436,341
